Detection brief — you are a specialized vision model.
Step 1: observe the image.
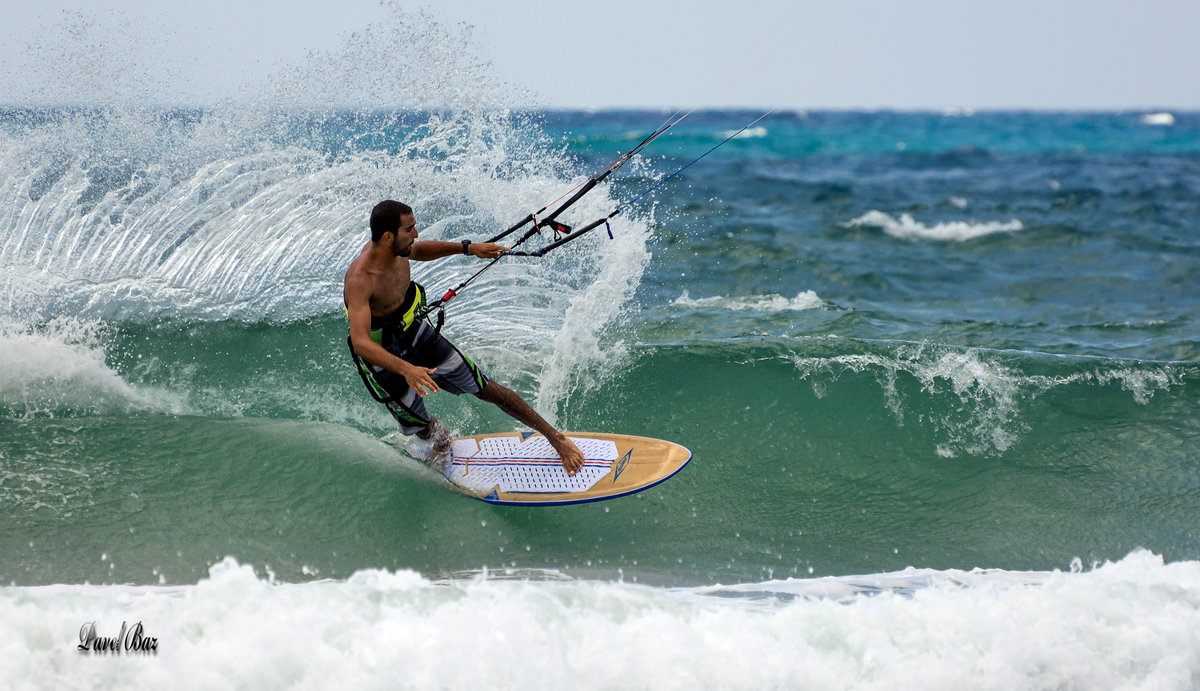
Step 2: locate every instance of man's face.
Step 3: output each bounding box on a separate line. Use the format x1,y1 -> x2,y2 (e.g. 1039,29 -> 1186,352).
390,213 -> 418,257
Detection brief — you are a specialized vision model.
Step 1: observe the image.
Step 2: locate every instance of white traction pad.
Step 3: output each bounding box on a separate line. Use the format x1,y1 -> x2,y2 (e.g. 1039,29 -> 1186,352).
444,435 -> 618,494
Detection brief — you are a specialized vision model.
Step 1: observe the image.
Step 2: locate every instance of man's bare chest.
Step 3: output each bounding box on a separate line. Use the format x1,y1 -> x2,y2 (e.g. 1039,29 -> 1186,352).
368,260 -> 412,315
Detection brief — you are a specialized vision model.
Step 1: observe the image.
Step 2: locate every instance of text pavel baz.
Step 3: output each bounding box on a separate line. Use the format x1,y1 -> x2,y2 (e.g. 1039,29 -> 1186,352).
78,621 -> 158,654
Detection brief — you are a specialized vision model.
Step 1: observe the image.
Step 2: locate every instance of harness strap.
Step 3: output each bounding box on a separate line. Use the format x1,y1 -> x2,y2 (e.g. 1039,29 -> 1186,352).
348,336 -> 394,404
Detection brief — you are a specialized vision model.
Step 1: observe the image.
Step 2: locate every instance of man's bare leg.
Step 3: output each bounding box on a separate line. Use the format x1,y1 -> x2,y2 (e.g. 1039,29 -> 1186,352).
475,381 -> 585,476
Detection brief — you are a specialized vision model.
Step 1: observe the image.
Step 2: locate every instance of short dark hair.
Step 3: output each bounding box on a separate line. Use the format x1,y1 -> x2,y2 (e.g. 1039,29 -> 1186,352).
370,200 -> 413,242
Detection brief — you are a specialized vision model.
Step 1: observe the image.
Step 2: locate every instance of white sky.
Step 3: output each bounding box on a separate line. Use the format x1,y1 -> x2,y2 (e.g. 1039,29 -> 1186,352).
2,0 -> 1197,109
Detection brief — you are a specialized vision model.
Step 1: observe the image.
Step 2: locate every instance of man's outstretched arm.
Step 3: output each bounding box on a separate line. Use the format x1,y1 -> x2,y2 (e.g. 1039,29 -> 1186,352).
410,240 -> 508,261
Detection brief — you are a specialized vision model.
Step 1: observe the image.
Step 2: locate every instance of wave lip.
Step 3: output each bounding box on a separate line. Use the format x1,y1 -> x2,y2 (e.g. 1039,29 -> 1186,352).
845,210 -> 1024,242
789,341 -> 1192,458
0,319 -> 187,418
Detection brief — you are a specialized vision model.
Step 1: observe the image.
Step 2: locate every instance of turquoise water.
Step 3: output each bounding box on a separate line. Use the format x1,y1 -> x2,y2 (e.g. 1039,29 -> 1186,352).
2,14 -> 1200,687
5,106 -> 1197,587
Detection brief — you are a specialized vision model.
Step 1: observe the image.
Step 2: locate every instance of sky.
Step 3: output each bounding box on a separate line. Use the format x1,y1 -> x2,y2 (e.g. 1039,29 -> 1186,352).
2,0 -> 1198,110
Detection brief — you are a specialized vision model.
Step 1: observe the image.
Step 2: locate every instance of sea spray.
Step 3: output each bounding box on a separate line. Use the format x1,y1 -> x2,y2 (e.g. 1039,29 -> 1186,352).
1,7 -> 652,421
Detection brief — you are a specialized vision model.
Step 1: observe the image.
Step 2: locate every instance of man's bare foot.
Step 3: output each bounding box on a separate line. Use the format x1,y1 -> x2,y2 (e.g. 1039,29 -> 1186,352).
430,421 -> 454,455
548,433 -> 584,476
411,418 -> 454,467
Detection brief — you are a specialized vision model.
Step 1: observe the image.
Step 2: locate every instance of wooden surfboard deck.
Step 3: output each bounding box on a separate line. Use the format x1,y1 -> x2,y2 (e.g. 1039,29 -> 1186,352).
419,431 -> 691,506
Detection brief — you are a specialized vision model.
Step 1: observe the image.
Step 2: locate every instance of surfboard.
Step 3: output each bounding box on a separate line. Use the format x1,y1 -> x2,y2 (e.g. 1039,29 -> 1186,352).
408,431 -> 691,506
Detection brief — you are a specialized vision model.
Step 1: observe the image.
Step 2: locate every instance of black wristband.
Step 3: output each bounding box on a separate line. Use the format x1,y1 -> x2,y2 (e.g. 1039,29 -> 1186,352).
462,239 -> 471,255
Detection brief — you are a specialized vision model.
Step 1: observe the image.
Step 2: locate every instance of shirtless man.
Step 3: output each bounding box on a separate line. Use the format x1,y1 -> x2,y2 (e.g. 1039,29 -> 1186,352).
343,200 -> 584,475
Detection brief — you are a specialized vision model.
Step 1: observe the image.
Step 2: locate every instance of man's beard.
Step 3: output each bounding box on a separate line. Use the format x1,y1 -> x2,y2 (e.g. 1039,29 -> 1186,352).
393,236 -> 411,256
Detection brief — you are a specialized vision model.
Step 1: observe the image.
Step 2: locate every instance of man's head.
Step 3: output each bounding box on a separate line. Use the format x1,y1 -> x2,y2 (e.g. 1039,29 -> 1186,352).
370,200 -> 412,241
370,200 -> 417,256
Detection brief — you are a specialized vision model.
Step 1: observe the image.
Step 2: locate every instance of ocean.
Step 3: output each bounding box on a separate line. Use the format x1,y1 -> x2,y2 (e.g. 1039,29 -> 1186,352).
3,19 -> 1200,690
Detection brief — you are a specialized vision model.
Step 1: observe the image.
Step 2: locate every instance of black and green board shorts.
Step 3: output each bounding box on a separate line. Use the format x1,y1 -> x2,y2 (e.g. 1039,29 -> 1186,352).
350,283 -> 489,435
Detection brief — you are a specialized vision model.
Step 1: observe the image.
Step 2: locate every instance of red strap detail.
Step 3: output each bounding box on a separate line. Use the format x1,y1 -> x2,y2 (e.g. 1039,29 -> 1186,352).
442,289 -> 457,302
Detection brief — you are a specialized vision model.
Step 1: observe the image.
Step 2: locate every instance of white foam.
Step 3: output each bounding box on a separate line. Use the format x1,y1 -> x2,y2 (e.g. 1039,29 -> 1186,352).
845,210 -> 1023,242
1,551 -> 1197,689
1140,112 -> 1175,126
672,290 -> 824,313
718,125 -> 768,139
